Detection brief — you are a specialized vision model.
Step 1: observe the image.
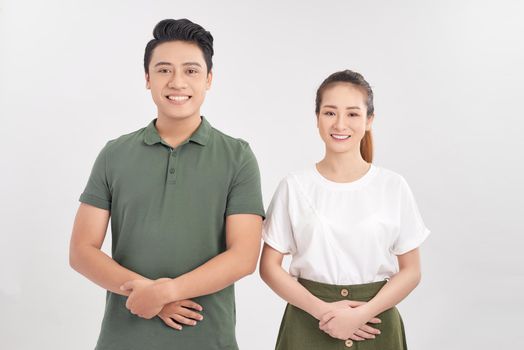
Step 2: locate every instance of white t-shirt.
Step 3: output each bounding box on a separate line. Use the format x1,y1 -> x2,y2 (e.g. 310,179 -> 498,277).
262,164 -> 431,285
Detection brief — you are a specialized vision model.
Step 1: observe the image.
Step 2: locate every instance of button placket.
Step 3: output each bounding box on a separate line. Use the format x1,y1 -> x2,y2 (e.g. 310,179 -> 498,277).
167,147 -> 179,184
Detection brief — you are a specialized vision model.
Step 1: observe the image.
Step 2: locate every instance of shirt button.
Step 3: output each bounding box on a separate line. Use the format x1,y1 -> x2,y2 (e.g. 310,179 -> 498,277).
171,152 -> 176,157
345,339 -> 353,347
169,168 -> 175,174
340,288 -> 349,297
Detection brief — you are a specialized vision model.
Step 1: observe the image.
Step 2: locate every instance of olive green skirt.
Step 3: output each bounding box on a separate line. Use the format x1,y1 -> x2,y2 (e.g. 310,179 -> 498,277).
275,278 -> 408,350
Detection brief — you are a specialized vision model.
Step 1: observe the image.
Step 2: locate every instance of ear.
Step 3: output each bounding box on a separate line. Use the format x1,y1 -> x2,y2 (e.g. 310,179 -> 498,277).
365,114 -> 375,131
206,70 -> 213,90
316,114 -> 320,129
145,73 -> 151,89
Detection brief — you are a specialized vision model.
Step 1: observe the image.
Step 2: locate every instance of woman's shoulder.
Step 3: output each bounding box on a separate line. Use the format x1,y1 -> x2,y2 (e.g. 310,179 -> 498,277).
270,167 -> 317,196
282,167 -> 318,186
373,164 -> 403,180
372,165 -> 413,190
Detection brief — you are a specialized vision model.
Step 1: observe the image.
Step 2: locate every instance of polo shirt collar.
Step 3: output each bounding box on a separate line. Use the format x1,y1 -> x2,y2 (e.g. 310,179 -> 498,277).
144,116 -> 211,147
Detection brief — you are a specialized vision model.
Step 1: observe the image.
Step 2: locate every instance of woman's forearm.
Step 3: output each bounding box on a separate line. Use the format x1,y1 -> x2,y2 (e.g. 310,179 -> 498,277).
260,262 -> 327,319
360,266 -> 421,319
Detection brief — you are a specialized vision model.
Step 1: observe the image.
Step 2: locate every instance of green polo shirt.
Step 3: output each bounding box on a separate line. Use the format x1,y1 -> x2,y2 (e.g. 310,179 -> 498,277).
79,116 -> 265,350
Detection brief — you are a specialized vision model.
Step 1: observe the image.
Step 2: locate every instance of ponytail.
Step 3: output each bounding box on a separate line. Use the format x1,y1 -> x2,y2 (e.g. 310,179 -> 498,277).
360,130 -> 373,163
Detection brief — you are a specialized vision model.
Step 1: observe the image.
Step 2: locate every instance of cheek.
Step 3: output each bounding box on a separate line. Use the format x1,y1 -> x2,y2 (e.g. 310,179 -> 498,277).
149,82 -> 164,96
192,79 -> 209,93
317,119 -> 331,134
349,119 -> 367,133
318,124 -> 330,140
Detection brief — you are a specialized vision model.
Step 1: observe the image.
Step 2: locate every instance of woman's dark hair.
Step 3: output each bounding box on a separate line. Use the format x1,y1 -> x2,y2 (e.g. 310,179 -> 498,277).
144,19 -> 214,74
315,70 -> 375,162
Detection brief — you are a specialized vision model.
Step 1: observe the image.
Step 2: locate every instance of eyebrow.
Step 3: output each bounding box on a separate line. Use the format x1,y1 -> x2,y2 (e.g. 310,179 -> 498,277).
322,105 -> 361,110
154,61 -> 203,67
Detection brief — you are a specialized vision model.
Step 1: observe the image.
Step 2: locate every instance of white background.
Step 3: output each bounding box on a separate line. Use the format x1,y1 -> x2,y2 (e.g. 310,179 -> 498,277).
1,0 -> 523,349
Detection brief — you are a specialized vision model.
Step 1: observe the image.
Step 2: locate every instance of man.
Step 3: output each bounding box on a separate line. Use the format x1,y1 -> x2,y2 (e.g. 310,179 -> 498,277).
70,18 -> 265,350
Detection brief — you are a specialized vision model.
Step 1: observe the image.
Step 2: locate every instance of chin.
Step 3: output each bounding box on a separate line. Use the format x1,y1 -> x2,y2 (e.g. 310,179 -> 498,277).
326,142 -> 355,153
159,108 -> 198,120
330,147 -> 352,154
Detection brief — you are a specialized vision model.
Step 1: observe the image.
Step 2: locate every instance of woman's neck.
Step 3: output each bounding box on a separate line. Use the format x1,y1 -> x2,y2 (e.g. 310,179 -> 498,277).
316,149 -> 371,183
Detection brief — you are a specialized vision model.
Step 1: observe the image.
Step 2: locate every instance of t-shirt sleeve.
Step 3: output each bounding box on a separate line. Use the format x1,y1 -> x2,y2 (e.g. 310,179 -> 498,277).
262,178 -> 296,254
79,142 -> 112,211
225,142 -> 265,218
391,176 -> 431,255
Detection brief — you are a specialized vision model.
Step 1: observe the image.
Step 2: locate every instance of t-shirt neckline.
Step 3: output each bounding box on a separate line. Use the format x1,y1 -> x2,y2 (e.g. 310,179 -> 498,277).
312,163 -> 378,190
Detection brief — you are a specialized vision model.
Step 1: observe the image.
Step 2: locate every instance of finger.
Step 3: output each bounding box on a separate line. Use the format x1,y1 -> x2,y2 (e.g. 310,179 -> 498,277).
120,281 -> 134,291
172,314 -> 199,326
319,319 -> 330,330
336,300 -> 352,307
349,334 -> 365,341
179,308 -> 204,321
368,317 -> 382,324
159,315 -> 182,331
360,324 -> 381,335
347,300 -> 366,307
319,312 -> 334,326
331,332 -> 346,340
180,300 -> 203,311
125,299 -> 132,311
354,329 -> 376,340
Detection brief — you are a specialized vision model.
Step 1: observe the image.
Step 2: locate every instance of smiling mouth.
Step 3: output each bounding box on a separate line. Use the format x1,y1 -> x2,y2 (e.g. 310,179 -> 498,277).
166,95 -> 191,104
331,134 -> 351,140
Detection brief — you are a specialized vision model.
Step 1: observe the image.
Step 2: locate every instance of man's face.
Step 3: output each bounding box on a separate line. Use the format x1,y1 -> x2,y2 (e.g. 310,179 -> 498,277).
146,41 -> 212,121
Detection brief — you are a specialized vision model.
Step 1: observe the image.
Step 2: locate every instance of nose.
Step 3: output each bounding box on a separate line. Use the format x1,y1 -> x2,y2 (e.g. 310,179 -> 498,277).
167,72 -> 187,89
333,114 -> 347,131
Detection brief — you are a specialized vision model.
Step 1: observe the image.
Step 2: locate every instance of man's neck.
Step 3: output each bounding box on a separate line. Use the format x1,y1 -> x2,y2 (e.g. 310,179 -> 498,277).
155,114 -> 202,149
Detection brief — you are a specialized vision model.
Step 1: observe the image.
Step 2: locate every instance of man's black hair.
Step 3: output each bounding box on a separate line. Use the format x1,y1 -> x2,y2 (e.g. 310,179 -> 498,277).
144,19 -> 214,74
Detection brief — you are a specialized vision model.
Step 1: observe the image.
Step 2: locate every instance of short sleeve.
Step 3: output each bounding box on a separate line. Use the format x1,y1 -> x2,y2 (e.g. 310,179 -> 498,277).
262,178 -> 296,254
79,142 -> 112,211
225,143 -> 265,218
391,177 -> 431,255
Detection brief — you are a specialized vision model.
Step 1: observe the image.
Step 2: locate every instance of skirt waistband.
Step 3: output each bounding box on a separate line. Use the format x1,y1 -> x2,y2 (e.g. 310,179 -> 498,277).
298,278 -> 387,301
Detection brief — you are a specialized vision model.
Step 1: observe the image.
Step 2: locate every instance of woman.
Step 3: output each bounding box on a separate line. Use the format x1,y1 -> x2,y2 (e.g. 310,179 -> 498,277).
260,70 -> 430,349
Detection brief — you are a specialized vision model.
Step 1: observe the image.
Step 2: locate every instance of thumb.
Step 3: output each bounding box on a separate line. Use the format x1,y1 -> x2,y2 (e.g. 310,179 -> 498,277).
319,311 -> 334,326
347,300 -> 366,307
120,280 -> 134,291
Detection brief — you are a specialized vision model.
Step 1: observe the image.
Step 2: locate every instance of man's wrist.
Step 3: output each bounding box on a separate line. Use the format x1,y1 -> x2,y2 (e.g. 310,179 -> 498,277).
157,278 -> 178,305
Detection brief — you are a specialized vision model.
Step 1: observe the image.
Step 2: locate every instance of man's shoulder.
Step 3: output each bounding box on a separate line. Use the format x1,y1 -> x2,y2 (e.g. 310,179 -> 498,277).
210,126 -> 249,147
209,126 -> 255,159
102,126 -> 148,153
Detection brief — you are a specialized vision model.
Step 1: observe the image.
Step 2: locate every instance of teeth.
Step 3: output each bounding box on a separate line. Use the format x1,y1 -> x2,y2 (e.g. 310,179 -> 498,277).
331,134 -> 350,140
167,95 -> 189,101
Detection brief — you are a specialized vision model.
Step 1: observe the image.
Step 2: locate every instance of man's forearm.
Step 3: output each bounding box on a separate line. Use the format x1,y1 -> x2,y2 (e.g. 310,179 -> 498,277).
160,247 -> 256,303
70,245 -> 146,296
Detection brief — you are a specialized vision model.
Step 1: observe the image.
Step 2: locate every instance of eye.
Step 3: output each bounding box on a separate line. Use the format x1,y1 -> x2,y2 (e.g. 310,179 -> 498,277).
187,68 -> 199,75
157,68 -> 171,74
323,111 -> 336,117
349,113 -> 360,117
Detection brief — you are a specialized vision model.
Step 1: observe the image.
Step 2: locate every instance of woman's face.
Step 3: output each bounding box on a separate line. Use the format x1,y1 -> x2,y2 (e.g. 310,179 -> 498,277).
317,83 -> 374,155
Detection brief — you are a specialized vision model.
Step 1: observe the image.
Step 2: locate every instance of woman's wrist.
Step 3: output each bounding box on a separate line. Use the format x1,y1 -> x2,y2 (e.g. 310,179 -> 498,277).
357,301 -> 378,321
309,299 -> 328,320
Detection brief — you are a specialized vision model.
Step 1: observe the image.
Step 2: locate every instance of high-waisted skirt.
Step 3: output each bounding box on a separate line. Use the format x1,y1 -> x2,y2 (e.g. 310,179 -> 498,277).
275,278 -> 408,350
